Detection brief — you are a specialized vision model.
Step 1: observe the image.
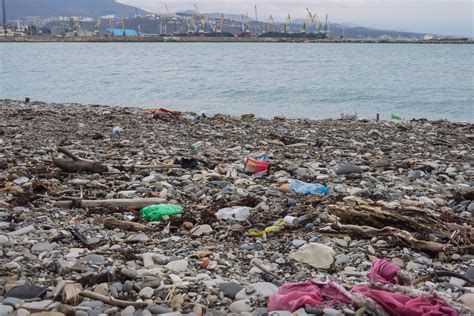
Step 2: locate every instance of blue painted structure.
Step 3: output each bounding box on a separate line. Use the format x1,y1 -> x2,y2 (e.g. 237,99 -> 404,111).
106,28 -> 140,36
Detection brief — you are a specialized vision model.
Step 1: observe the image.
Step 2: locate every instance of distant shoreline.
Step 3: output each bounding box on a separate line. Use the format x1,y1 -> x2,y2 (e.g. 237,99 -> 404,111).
1,35 -> 472,44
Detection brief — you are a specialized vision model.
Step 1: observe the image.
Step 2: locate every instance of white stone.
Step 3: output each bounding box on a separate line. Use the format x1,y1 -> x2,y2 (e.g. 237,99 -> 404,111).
165,259 -> 188,273
139,287 -> 154,299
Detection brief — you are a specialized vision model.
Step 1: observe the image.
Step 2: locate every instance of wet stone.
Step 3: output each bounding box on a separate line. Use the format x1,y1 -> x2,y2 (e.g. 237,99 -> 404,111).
6,285 -> 46,299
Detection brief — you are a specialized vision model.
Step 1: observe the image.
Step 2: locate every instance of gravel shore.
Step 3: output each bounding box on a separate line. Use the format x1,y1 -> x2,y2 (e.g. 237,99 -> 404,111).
0,99 -> 473,316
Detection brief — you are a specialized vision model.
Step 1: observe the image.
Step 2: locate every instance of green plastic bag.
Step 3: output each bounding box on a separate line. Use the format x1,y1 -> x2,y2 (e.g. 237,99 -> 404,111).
391,113 -> 402,121
141,204 -> 183,221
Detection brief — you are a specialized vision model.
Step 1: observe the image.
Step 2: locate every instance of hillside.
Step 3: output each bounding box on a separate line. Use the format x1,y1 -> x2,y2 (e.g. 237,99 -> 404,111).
3,0 -> 148,18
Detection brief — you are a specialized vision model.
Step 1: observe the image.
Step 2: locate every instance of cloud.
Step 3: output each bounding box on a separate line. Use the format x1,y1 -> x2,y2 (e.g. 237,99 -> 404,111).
117,0 -> 473,36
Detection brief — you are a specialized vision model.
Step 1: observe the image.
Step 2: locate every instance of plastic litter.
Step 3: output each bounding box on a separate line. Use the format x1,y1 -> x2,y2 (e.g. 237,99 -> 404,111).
249,220 -> 285,237
216,206 -> 251,221
283,215 -> 313,226
252,171 -> 268,179
283,215 -> 298,225
391,113 -> 402,121
112,126 -> 124,136
268,259 -> 459,315
141,204 -> 183,221
289,179 -> 329,196
255,155 -> 270,162
244,157 -> 270,175
190,141 -> 205,151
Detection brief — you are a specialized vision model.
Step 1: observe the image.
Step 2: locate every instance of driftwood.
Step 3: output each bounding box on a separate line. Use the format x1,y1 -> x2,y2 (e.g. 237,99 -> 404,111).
111,163 -> 182,170
53,147 -> 108,174
54,147 -> 181,173
103,217 -> 147,231
328,204 -> 441,232
53,158 -> 108,174
53,198 -> 166,209
335,223 -> 447,253
80,290 -> 148,308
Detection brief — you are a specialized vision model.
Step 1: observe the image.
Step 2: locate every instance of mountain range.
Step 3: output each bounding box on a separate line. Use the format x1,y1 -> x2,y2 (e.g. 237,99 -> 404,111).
4,0 -> 430,38
3,0 -> 147,19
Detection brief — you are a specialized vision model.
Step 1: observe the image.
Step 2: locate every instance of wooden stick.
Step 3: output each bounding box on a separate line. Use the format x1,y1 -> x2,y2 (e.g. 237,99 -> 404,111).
53,198 -> 167,209
80,290 -> 148,308
103,217 -> 147,231
58,147 -> 81,161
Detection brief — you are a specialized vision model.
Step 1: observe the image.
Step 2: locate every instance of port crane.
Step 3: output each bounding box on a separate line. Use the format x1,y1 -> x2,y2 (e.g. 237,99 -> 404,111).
109,18 -> 114,36
218,13 -> 225,33
186,15 -> 196,35
193,3 -> 207,34
95,17 -> 101,35
254,5 -> 259,35
264,15 -> 276,33
208,13 -> 224,34
283,14 -> 292,33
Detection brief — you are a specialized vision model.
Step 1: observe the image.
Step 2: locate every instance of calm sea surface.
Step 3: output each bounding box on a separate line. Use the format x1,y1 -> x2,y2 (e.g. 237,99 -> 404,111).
1,42 -> 473,121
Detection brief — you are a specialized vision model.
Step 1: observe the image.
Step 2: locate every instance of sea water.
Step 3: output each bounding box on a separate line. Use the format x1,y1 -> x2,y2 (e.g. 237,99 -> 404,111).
1,42 -> 472,121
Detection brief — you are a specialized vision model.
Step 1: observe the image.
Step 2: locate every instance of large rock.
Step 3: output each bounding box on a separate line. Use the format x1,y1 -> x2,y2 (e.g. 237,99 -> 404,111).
290,242 -> 335,269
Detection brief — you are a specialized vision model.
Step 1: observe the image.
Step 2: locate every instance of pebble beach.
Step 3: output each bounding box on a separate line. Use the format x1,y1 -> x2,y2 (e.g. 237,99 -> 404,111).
0,99 -> 473,316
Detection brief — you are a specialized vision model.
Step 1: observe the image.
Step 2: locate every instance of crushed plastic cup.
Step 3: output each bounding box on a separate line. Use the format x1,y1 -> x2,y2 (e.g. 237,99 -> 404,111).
289,179 -> 329,196
141,204 -> 183,222
216,206 -> 251,221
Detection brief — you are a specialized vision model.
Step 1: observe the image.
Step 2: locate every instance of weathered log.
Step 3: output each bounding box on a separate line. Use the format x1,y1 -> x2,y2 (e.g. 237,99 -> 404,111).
80,290 -> 148,308
53,198 -> 167,209
328,204 -> 441,232
335,223 -> 447,253
111,163 -> 181,170
103,217 -> 147,231
53,157 -> 108,174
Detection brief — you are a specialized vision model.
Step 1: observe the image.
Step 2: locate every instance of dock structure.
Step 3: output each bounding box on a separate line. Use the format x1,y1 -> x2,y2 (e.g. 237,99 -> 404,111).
0,35 -> 472,44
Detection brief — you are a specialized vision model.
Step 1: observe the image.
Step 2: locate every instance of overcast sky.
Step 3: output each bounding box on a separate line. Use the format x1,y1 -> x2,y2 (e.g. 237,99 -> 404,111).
117,0 -> 473,37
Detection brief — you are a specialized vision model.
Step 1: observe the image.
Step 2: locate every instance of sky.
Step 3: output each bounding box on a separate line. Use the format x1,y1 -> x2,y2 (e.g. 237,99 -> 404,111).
117,0 -> 473,37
